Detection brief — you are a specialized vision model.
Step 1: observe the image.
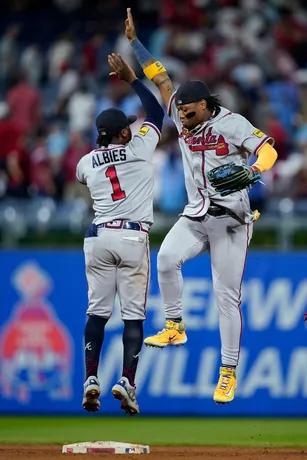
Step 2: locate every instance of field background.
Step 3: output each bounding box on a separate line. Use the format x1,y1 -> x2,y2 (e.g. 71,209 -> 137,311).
1,417 -> 307,448
1,1 -> 307,458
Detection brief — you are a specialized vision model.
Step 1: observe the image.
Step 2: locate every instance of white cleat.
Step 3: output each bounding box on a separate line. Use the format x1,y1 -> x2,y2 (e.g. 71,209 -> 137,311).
112,377 -> 139,416
82,376 -> 101,412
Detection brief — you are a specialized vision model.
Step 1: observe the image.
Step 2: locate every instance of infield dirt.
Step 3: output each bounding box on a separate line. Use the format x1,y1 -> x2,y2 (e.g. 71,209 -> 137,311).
0,445 -> 306,459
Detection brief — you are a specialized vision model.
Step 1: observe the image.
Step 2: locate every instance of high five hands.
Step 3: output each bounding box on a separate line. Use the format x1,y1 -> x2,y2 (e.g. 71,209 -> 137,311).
108,53 -> 137,84
125,8 -> 137,42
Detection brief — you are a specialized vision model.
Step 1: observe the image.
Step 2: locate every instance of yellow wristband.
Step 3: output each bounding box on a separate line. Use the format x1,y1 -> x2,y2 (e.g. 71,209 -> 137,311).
144,61 -> 166,80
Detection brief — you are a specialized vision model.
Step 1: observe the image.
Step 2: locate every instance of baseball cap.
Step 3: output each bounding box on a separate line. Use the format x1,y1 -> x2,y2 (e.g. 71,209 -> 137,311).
175,80 -> 216,105
96,108 -> 137,137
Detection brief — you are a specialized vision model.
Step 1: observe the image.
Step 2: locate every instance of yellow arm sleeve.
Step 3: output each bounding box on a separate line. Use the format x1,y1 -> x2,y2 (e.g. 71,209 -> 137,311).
252,142 -> 278,174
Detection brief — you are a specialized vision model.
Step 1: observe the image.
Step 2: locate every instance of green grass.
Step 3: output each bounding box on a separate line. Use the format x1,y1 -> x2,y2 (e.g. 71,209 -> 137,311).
0,417 -> 306,447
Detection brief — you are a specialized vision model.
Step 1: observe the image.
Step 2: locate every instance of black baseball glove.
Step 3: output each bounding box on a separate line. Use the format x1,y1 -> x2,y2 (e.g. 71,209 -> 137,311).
206,162 -> 261,197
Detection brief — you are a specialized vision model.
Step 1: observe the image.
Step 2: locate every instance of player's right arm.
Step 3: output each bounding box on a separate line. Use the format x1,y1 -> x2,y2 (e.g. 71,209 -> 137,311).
108,53 -> 164,133
108,53 -> 164,159
125,8 -> 175,108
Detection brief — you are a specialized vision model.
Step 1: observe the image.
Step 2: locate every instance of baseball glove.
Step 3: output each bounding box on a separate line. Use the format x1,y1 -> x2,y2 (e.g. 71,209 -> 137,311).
206,162 -> 261,197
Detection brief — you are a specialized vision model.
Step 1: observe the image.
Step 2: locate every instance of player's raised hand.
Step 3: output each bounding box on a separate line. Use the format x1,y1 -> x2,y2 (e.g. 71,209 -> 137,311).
125,7 -> 137,41
108,53 -> 137,84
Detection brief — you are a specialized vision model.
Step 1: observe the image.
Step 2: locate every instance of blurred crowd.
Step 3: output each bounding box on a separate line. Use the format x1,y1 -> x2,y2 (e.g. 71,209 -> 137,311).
1,0 -> 307,215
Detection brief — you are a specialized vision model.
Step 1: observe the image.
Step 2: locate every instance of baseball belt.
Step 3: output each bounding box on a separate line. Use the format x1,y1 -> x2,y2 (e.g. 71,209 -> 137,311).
85,221 -> 150,238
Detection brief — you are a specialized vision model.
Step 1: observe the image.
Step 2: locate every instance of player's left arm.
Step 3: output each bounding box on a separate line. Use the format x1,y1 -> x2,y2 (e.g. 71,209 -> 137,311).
128,79 -> 164,159
207,117 -> 278,202
226,115 -> 278,173
251,141 -> 278,174
245,127 -> 278,174
76,159 -> 87,185
125,8 -> 175,108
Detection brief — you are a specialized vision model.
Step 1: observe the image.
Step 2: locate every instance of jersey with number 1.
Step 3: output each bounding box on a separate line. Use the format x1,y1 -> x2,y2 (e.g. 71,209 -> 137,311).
167,93 -> 274,223
76,122 -> 161,225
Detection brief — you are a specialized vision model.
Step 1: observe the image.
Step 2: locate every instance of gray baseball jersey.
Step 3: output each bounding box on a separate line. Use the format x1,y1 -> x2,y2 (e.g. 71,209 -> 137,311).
167,94 -> 274,222
157,93 -> 275,366
78,121 -> 160,321
76,121 -> 161,225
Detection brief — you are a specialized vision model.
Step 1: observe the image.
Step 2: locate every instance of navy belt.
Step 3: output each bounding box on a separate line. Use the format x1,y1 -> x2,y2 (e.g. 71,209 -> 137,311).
187,205 -> 236,222
206,205 -> 242,223
207,205 -> 231,217
85,221 -> 148,238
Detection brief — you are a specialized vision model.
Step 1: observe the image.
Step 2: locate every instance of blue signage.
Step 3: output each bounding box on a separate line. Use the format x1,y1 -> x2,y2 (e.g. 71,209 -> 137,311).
0,250 -> 306,415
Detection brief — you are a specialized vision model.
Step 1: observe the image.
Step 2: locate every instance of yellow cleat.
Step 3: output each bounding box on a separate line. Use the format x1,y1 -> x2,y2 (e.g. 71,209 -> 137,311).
144,320 -> 187,348
213,366 -> 237,404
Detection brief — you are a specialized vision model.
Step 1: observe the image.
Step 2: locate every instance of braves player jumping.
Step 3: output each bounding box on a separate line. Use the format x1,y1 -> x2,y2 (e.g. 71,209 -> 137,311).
77,53 -> 164,415
125,8 -> 278,404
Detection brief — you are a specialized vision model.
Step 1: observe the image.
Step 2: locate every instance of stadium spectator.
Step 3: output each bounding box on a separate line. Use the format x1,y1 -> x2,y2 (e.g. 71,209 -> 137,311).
29,131 -> 56,198
0,101 -> 27,198
62,131 -> 92,205
6,71 -> 42,136
20,45 -> 44,88
0,0 -> 306,217
82,33 -> 113,83
0,25 -> 19,97
47,34 -> 75,81
67,82 -> 96,137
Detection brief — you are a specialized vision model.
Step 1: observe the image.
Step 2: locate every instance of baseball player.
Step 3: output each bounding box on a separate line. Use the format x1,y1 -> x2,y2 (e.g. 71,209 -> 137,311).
125,9 -> 278,404
77,53 -> 164,415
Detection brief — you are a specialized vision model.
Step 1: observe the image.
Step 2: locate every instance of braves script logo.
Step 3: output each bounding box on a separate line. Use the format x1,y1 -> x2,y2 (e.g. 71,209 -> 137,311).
0,263 -> 73,404
180,127 -> 229,155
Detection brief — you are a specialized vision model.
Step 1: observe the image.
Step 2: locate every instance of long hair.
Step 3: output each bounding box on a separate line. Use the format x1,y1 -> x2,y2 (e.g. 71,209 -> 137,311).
96,131 -> 112,148
206,95 -> 222,113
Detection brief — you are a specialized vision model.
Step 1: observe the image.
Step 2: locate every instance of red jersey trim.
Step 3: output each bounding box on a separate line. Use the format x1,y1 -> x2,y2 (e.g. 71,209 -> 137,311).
167,92 -> 177,118
94,145 -> 125,152
143,122 -> 161,141
254,136 -> 272,156
194,188 -> 206,216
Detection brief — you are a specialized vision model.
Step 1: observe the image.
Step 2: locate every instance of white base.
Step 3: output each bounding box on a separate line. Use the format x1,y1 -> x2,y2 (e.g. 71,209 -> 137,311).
62,441 -> 150,454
